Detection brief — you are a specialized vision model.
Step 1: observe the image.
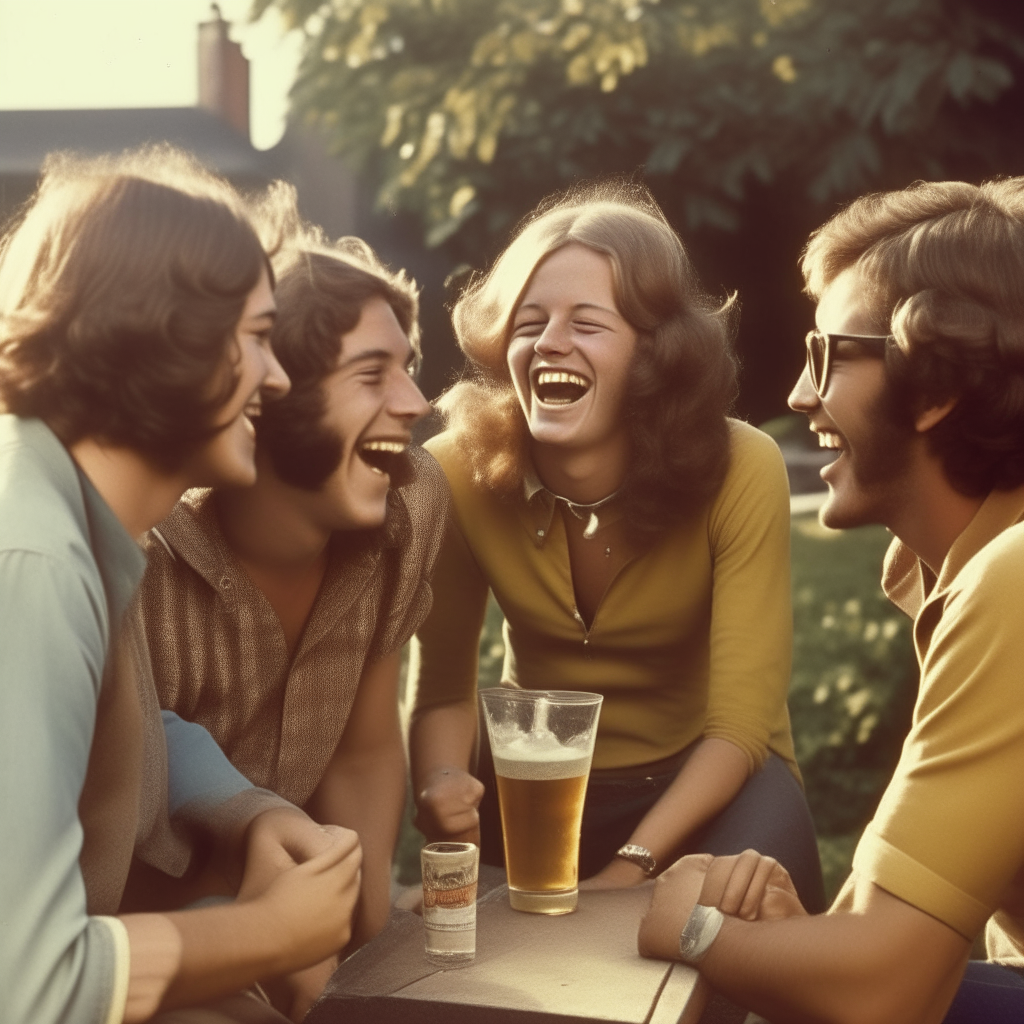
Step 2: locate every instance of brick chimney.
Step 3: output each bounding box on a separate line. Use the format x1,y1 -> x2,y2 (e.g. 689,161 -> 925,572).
197,4 -> 250,139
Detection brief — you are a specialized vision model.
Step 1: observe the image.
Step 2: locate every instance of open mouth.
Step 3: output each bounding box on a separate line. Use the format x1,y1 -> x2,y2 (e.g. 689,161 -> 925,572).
241,400 -> 261,434
358,439 -> 408,477
532,369 -> 591,406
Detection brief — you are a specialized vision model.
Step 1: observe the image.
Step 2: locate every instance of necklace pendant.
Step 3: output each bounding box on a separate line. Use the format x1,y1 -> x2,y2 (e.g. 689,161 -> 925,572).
583,511 -> 600,539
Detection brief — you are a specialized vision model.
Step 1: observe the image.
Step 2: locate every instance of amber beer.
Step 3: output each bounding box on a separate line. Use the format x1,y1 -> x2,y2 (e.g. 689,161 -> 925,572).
481,688 -> 602,915
493,750 -> 591,898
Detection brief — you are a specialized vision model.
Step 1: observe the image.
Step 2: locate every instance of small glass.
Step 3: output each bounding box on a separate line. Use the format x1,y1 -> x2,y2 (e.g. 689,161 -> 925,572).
420,841 -> 479,967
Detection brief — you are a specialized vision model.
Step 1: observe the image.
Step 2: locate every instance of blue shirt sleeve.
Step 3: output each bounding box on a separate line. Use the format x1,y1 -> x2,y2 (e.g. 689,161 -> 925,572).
161,710 -> 254,815
0,550 -> 120,1024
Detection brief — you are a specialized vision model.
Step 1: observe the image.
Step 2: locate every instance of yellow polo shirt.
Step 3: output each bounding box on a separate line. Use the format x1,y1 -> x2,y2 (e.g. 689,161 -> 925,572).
836,485 -> 1024,963
412,419 -> 799,776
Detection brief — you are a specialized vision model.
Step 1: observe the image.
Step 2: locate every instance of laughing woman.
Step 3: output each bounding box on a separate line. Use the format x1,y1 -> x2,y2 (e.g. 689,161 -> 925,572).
410,184 -> 825,911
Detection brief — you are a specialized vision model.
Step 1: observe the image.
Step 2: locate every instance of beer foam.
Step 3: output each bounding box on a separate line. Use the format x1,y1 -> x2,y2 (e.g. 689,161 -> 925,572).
493,735 -> 591,781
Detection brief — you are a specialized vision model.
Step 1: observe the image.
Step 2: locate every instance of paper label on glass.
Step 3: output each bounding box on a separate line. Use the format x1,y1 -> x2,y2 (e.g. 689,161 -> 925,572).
424,904 -> 476,932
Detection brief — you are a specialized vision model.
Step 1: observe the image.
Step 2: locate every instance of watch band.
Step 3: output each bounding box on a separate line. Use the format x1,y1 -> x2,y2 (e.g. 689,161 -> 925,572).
678,903 -> 724,965
614,843 -> 657,877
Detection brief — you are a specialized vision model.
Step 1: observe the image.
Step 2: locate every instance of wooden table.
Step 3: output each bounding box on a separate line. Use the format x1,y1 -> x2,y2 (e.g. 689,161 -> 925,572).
308,873 -> 708,1024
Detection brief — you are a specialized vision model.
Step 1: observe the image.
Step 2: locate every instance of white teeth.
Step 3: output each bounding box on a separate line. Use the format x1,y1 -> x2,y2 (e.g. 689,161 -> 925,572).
361,440 -> 407,453
817,431 -> 843,450
535,370 -> 590,388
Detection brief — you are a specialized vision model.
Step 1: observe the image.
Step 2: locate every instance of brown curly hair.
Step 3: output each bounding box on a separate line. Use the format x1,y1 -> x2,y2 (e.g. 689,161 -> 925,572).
251,189 -> 421,491
438,181 -> 739,541
802,177 -> 1024,496
0,145 -> 267,469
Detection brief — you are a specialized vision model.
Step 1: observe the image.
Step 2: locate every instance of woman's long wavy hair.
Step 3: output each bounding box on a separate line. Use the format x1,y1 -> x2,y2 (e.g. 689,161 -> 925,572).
438,181 -> 739,541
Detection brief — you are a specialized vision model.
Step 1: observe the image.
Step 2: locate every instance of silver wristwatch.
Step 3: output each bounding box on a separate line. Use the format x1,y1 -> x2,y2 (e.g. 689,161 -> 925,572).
614,843 -> 657,876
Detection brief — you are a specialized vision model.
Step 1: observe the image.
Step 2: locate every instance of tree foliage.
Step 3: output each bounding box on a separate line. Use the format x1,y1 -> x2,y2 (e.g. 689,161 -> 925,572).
255,0 -> 1024,254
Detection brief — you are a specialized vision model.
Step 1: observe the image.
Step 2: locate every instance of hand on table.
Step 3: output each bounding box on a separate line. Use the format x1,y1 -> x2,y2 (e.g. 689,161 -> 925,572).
414,766 -> 484,846
638,850 -> 807,961
638,854 -> 711,959
697,849 -> 808,922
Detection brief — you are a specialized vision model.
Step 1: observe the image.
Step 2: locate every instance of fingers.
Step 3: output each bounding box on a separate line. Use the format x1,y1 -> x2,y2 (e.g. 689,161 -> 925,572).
279,817 -> 355,864
768,860 -> 800,896
737,855 -> 779,920
703,850 -> 762,917
317,824 -> 361,858
697,850 -> 799,922
296,831 -> 362,883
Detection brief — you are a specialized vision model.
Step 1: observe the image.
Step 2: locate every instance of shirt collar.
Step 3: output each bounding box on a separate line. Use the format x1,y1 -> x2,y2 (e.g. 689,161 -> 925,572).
882,483 -> 1024,621
519,462 -> 625,546
153,481 -> 405,596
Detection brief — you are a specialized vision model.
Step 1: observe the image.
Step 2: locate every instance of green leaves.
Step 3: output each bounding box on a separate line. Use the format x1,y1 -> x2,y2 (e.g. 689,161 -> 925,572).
256,0 -> 1023,254
788,516 -> 916,841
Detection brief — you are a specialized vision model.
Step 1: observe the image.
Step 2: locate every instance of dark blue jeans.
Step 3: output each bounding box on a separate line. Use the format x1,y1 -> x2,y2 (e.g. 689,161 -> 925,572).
943,961 -> 1024,1023
478,735 -> 827,915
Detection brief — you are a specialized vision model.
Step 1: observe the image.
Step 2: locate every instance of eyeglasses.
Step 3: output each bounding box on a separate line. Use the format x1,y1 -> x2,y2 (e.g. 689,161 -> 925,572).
804,330 -> 892,397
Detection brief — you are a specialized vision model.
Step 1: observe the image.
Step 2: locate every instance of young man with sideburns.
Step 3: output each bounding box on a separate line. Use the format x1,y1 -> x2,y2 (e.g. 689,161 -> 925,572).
0,149 -> 362,1024
638,178 -> 1024,1023
137,209 -> 445,957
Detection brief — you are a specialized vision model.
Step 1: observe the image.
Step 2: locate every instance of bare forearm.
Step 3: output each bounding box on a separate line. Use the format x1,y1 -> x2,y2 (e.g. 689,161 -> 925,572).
121,903 -> 282,1021
306,744 -> 406,942
410,700 -> 479,792
632,738 -> 749,863
700,914 -> 967,1024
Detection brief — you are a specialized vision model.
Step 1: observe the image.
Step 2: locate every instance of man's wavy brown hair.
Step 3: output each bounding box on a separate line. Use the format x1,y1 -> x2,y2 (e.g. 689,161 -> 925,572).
438,182 -> 739,541
0,145 -> 267,469
802,177 -> 1024,496
251,192 -> 421,491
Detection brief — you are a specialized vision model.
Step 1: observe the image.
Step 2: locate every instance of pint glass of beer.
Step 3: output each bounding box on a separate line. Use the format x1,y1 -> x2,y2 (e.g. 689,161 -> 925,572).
480,689 -> 603,915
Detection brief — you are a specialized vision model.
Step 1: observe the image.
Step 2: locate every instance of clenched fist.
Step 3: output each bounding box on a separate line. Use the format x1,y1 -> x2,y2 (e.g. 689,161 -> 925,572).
414,765 -> 485,845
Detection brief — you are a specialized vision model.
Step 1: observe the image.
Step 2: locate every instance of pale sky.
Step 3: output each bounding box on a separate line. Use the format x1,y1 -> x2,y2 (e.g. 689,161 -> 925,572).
0,0 -> 303,149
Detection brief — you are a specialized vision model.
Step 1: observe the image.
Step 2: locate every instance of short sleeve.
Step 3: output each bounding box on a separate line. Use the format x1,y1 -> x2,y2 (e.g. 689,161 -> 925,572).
0,550 -> 124,1024
162,711 -> 293,848
854,535 -> 1024,939
703,422 -> 794,772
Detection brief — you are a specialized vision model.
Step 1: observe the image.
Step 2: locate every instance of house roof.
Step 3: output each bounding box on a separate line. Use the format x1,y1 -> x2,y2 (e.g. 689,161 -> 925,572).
0,107 -> 271,178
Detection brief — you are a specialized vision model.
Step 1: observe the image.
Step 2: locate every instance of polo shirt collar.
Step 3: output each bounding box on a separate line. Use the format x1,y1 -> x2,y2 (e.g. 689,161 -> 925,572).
882,483 -> 1024,620
522,465 -> 557,545
520,463 -> 625,546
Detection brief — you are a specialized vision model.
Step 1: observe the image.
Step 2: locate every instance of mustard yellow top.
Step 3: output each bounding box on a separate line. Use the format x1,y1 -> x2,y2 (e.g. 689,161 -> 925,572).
833,484 -> 1024,965
413,419 -> 799,776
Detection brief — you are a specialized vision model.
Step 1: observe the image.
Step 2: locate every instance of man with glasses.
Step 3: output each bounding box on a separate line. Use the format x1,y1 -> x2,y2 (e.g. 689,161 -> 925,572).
638,177 -> 1024,1023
